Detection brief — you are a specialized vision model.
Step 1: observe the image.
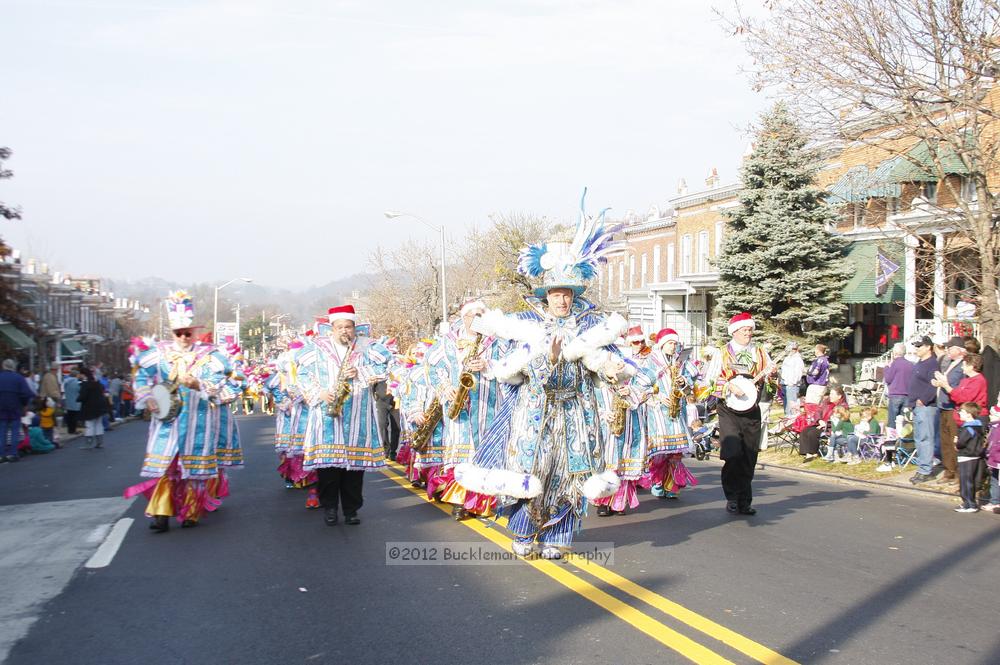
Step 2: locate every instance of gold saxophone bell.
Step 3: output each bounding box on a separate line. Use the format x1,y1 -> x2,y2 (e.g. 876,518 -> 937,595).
447,372 -> 476,420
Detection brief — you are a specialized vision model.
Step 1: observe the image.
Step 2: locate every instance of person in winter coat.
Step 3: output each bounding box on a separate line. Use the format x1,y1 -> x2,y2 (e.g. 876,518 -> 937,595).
984,404 -> 1000,513
954,403 -> 986,513
77,367 -> 109,449
804,344 -> 830,404
0,358 -> 33,463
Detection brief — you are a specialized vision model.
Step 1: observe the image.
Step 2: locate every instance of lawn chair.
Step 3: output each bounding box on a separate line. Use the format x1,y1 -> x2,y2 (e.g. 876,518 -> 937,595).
767,414 -> 800,454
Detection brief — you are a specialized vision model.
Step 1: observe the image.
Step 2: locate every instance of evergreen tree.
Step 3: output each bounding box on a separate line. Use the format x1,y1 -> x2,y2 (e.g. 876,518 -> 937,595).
714,104 -> 851,347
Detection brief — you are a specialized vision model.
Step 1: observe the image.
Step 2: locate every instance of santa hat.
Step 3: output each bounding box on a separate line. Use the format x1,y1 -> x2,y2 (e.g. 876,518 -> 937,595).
626,325 -> 644,342
460,298 -> 487,317
654,328 -> 680,348
728,312 -> 755,335
328,305 -> 357,323
304,330 -> 315,337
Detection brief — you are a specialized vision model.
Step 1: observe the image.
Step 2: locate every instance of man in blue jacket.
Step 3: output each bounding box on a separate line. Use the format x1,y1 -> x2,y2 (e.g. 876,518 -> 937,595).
907,337 -> 940,484
0,358 -> 33,462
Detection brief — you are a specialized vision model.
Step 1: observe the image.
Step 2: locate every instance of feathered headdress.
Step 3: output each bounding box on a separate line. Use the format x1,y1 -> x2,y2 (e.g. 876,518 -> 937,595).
517,188 -> 623,297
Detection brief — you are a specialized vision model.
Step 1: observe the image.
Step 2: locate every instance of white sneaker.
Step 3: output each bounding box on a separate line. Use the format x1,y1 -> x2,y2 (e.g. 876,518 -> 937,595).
954,507 -> 979,513
876,463 -> 892,472
539,546 -> 563,560
847,458 -> 862,466
933,458 -> 942,467
511,541 -> 534,557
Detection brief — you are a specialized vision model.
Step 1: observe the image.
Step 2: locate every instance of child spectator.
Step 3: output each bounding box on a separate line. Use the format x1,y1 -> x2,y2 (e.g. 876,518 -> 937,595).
847,407 -> 881,465
34,396 -> 58,448
985,405 -> 1000,513
825,406 -> 854,462
954,403 -> 985,513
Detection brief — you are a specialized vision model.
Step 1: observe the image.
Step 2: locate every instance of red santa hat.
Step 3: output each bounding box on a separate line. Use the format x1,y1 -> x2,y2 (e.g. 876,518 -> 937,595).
654,328 -> 680,348
626,326 -> 645,343
727,312 -> 755,335
304,330 -> 315,337
328,304 -> 357,323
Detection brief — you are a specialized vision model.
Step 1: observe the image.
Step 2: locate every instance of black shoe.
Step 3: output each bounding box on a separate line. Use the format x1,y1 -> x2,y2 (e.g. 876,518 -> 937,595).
181,519 -> 198,528
910,473 -> 931,485
451,505 -> 469,521
597,505 -> 612,517
344,514 -> 361,525
410,480 -> 421,488
738,505 -> 757,515
324,509 -> 339,526
726,501 -> 739,514
149,516 -> 169,533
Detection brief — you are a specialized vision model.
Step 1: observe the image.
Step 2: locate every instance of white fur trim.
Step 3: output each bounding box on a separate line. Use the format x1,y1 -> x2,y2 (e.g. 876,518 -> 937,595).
582,470 -> 621,500
728,317 -> 755,335
563,313 -> 627,361
455,463 -> 542,499
489,344 -> 531,384
475,309 -> 545,345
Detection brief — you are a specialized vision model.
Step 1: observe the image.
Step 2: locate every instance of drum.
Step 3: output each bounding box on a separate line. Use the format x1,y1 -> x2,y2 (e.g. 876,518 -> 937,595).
150,382 -> 182,422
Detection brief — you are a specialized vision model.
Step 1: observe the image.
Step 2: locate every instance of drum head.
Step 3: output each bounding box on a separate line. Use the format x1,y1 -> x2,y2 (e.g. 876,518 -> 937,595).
150,384 -> 173,420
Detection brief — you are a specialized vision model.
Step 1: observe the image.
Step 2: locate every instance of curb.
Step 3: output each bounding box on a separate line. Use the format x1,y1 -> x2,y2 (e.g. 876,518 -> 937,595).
752,457 -> 962,503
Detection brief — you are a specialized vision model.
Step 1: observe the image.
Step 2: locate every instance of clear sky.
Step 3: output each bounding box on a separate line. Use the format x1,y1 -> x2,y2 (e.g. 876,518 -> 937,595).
1,0 -> 766,290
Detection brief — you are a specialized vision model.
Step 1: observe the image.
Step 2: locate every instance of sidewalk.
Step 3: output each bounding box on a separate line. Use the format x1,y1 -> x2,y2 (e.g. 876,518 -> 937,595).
754,446 -> 968,502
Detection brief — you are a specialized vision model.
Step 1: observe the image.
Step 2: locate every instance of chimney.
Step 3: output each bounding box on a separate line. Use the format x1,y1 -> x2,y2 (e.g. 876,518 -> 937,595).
705,167 -> 720,189
677,178 -> 688,196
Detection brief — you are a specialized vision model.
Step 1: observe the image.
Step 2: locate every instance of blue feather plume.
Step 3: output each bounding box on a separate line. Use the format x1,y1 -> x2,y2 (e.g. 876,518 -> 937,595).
517,243 -> 548,277
569,189 -> 625,277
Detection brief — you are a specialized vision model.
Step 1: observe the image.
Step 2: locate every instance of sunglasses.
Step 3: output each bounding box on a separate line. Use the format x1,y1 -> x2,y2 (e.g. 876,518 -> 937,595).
174,330 -> 194,338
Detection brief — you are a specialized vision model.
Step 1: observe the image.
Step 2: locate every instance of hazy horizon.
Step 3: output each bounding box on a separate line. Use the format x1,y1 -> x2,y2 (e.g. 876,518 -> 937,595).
2,0 -> 767,290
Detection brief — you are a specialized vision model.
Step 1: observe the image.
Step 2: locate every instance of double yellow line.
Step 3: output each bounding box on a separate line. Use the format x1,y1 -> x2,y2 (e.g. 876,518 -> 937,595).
380,461 -> 798,665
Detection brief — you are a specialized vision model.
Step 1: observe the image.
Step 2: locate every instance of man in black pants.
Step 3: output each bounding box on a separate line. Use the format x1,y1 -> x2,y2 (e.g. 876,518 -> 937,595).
709,313 -> 774,516
373,380 -> 400,461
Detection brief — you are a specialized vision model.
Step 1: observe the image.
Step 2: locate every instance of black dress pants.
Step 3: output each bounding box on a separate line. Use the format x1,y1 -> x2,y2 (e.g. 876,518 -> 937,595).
718,403 -> 761,508
376,404 -> 400,459
317,467 -> 364,515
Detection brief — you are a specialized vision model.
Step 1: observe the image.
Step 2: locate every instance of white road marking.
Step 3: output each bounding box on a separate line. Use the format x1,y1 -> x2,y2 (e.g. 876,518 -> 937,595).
85,518 -> 134,569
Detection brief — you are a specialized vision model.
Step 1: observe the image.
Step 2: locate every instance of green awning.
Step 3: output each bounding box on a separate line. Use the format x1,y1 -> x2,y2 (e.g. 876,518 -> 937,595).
841,241 -> 906,304
828,159 -> 903,204
0,323 -> 36,351
60,339 -> 87,357
889,139 -> 971,182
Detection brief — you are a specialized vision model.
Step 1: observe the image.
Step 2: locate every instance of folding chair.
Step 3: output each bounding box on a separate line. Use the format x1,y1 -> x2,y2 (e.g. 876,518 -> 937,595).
893,437 -> 917,468
857,434 -> 884,462
767,414 -> 800,454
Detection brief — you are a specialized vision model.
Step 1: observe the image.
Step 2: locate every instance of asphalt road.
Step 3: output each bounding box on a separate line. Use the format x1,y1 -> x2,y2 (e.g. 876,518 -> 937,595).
1,416 -> 999,665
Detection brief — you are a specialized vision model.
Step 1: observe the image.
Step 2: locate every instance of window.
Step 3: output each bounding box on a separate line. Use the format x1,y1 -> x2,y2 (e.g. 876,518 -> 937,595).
960,176 -> 979,202
640,254 -> 647,287
652,245 -> 661,283
887,196 -> 901,215
608,264 -> 614,298
667,243 -> 676,281
697,231 -> 710,273
618,262 -> 624,294
922,181 -> 938,203
680,235 -> 692,275
853,202 -> 867,228
629,256 -> 635,289
714,221 -> 724,258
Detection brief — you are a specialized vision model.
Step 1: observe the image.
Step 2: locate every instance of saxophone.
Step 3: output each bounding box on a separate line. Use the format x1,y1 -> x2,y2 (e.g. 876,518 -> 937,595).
608,377 -> 629,438
411,395 -> 442,453
327,338 -> 357,418
667,362 -> 684,419
446,333 -> 482,421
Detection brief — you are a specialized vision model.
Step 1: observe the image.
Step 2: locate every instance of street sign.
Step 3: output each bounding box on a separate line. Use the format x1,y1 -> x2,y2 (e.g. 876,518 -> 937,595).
215,321 -> 238,346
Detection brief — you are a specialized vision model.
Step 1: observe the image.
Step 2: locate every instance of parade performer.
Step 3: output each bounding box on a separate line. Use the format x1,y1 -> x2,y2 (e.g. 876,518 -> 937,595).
591,325 -> 649,516
640,328 -> 698,501
424,299 -> 509,520
457,191 -> 626,559
124,292 -> 237,532
299,305 -> 391,526
401,339 -> 448,491
270,339 -> 319,507
706,312 -> 775,515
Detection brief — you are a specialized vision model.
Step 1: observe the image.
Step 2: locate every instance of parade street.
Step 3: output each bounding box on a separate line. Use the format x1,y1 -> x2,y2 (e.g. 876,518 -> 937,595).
0,416 -> 998,665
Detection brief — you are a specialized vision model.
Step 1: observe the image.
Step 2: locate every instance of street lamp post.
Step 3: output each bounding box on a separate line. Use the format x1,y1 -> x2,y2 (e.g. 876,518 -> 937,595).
384,211 -> 447,332
213,277 -> 252,343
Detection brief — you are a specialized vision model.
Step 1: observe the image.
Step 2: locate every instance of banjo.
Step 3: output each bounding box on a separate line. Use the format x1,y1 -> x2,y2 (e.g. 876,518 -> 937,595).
724,360 -> 776,413
149,382 -> 182,422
